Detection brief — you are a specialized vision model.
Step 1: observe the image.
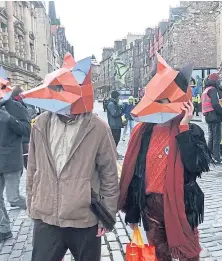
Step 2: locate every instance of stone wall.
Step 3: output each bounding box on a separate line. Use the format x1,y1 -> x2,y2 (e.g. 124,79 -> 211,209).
163,1 -> 218,69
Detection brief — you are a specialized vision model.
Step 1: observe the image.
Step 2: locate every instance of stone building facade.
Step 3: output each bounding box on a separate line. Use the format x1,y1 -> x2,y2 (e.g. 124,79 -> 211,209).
35,4 -> 60,79
149,1 -> 219,82
0,1 -> 42,89
49,1 -> 74,65
215,2 -> 222,69
0,1 -> 74,89
163,1 -> 218,71
95,1 -> 220,97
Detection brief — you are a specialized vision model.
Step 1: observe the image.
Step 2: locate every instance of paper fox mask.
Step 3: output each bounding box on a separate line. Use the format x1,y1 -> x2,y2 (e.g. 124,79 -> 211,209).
0,66 -> 11,101
22,53 -> 94,115
131,53 -> 193,123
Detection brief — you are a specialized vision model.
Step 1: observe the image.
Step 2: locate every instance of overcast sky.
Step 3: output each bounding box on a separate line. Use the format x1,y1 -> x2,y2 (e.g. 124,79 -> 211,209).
53,0 -> 179,61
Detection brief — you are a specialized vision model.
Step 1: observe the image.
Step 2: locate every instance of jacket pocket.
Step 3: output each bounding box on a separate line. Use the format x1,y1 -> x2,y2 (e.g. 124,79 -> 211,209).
0,145 -> 22,169
59,178 -> 91,221
31,170 -> 55,216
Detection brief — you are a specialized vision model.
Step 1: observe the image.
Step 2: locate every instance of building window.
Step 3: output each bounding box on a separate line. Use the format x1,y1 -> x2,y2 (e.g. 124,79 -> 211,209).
1,23 -> 7,32
192,70 -> 202,80
4,55 -> 9,64
19,2 -> 23,20
13,2 -> 18,17
210,69 -> 217,74
48,63 -> 53,73
18,59 -> 22,67
24,82 -> 28,91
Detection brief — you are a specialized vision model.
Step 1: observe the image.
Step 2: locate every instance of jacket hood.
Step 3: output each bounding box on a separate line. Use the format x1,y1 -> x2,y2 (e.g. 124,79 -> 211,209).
205,79 -> 217,88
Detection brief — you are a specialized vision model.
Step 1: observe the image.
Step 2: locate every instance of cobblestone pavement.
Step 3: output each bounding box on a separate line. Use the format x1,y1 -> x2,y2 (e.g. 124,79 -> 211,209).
1,102 -> 222,261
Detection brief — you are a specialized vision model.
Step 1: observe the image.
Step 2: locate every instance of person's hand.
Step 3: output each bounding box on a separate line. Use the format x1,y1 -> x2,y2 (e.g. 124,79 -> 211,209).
0,108 -> 10,123
96,227 -> 109,237
180,101 -> 194,125
129,223 -> 139,230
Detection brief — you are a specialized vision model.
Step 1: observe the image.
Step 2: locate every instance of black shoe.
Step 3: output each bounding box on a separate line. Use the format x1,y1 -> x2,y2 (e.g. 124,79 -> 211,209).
0,232 -> 13,243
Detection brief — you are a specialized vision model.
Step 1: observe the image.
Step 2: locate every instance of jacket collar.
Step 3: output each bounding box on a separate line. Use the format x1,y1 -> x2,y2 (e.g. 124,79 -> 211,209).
33,111 -> 96,177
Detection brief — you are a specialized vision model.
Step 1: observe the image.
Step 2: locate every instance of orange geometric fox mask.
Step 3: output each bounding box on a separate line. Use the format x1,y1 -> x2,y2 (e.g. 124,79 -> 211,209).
131,53 -> 193,123
22,53 -> 94,115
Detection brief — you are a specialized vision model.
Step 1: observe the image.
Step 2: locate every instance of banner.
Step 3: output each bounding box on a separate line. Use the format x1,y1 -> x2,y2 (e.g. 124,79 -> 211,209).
111,55 -> 129,84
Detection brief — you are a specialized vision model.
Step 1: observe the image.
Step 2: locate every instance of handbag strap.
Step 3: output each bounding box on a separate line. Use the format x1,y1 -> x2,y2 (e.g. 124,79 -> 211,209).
131,227 -> 144,248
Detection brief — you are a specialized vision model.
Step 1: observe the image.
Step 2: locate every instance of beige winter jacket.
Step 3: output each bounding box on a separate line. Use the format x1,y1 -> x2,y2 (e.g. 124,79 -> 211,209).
26,112 -> 119,228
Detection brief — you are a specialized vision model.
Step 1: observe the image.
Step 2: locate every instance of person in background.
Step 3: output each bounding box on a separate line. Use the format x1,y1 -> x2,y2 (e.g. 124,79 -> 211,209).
196,75 -> 203,92
103,96 -> 109,112
191,84 -> 201,116
201,73 -> 222,165
0,96 -> 30,242
11,86 -> 30,173
107,90 -> 124,160
122,96 -> 135,141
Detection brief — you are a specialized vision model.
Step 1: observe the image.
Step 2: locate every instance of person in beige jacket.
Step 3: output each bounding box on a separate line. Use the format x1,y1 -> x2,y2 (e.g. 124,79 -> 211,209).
25,54 -> 119,261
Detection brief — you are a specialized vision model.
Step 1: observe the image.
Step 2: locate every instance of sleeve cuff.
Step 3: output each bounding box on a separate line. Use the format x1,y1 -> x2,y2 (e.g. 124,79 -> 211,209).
179,124 -> 189,133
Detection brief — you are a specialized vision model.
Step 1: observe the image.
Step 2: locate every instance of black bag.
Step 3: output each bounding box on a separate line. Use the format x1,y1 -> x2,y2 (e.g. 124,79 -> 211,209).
90,190 -> 116,231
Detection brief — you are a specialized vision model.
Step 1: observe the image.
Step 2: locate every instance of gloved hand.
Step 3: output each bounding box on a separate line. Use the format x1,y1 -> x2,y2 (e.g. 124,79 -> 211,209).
0,108 -> 10,123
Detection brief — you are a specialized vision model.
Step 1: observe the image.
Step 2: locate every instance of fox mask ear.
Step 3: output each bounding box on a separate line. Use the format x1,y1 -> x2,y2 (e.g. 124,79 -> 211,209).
62,53 -> 76,70
174,63 -> 194,93
151,52 -> 171,77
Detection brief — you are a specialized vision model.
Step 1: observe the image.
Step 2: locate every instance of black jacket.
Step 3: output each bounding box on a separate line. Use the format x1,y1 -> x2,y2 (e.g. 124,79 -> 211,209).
124,123 -> 212,230
0,99 -> 31,173
13,96 -> 31,143
107,98 -> 123,129
204,87 -> 222,123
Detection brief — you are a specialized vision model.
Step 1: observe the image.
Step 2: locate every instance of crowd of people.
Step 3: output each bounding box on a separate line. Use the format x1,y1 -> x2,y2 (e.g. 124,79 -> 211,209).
0,52 -> 221,261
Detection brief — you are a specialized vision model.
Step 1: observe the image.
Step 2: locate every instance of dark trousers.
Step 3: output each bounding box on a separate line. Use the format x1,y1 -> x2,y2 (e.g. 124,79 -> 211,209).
208,122 -> 221,162
193,102 -> 199,116
142,194 -> 199,261
111,129 -> 121,147
32,220 -> 101,261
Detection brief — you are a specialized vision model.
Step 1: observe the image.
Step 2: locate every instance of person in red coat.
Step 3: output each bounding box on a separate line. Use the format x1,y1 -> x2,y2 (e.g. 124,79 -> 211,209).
118,53 -> 213,261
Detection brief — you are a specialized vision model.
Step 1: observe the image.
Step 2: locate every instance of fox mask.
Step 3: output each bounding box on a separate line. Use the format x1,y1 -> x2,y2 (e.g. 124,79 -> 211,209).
131,53 -> 193,123
22,53 -> 94,115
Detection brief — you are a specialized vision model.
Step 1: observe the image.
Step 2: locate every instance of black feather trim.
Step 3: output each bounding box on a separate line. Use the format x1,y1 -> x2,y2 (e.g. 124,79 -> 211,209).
190,124 -> 215,173
184,181 -> 204,229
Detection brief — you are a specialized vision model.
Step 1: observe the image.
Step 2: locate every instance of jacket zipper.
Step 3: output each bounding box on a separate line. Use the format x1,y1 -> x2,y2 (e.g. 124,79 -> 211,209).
56,123 -> 68,226
33,126 -> 60,226
56,179 -> 59,226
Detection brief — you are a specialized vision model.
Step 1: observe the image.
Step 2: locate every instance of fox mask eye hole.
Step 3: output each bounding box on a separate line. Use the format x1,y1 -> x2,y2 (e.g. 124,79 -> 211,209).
49,85 -> 64,92
155,98 -> 170,104
1,85 -> 6,90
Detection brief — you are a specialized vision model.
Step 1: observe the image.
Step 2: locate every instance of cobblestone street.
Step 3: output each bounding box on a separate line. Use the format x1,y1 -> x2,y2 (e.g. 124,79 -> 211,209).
1,102 -> 222,261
